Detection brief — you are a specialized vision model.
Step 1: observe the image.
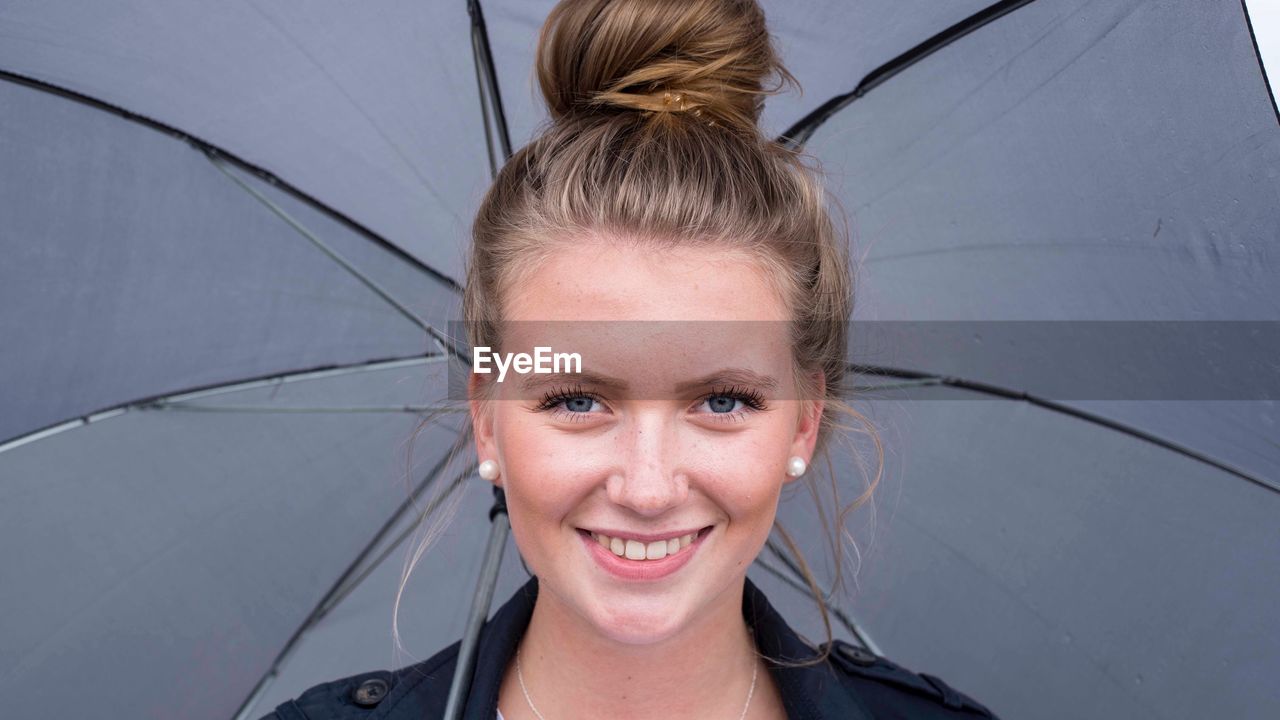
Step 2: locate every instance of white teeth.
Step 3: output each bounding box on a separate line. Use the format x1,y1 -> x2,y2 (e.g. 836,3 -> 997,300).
645,541 -> 667,560
590,529 -> 704,561
625,540 -> 647,560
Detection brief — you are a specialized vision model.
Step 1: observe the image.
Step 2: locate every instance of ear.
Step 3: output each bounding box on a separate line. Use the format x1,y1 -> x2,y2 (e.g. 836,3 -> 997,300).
468,371 -> 501,487
785,371 -> 825,484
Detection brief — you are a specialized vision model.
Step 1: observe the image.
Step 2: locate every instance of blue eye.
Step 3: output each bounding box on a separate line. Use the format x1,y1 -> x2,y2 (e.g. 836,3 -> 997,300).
705,395 -> 741,413
562,396 -> 596,413
534,386 -> 604,421
696,386 -> 768,420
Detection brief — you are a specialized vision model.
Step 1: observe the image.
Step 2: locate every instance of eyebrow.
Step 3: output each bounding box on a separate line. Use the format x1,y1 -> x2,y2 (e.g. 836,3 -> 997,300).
518,368 -> 779,394
674,368 -> 779,394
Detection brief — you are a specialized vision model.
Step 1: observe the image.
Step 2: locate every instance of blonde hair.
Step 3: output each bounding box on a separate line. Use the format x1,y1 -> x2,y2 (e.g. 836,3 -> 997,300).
398,0 -> 882,669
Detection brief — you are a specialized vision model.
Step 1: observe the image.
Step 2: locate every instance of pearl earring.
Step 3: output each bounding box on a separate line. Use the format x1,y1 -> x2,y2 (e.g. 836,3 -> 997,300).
786,456 -> 807,478
478,459 -> 500,481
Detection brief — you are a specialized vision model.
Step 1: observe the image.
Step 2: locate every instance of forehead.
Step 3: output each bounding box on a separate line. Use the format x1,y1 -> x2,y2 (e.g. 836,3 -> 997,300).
495,237 -> 796,396
504,237 -> 790,323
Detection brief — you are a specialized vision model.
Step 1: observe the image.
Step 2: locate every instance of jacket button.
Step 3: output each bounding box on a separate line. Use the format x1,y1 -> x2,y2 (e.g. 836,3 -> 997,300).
833,640 -> 878,667
351,677 -> 390,708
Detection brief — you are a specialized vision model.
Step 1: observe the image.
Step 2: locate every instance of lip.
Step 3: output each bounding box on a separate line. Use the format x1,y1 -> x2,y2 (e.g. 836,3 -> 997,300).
578,526 -> 713,582
578,526 -> 709,543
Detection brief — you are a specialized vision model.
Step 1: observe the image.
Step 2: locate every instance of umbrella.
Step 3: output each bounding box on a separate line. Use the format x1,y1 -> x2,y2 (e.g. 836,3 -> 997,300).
2,1 -> 1277,718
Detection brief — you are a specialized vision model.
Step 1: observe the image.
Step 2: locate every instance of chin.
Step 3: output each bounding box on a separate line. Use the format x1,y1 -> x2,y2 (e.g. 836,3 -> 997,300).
593,606 -> 688,646
534,568 -> 691,645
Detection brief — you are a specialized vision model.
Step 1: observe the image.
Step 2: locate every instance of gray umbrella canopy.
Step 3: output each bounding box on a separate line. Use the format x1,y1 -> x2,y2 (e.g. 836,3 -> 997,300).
1,2 -> 1277,719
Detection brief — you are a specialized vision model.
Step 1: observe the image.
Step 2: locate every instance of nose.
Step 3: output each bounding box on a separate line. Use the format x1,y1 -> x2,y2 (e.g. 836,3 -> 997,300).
606,410 -> 688,516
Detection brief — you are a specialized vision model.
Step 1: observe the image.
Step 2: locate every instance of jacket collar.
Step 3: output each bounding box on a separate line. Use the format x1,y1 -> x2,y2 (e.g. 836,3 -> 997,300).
461,575 -> 872,720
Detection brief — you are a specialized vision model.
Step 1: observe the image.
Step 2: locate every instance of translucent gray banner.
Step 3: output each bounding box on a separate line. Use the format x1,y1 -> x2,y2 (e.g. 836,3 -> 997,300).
442,321 -> 1280,401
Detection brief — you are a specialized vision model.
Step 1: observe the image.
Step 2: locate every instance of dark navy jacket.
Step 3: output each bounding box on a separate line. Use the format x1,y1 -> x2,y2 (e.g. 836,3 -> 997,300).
259,577 -> 999,719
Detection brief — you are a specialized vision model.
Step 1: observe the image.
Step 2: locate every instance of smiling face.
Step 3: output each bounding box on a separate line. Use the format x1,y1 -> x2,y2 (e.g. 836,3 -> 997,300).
469,235 -> 823,646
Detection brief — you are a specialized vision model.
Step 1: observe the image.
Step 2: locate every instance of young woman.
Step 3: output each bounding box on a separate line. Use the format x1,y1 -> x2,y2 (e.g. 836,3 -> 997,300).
260,0 -> 999,718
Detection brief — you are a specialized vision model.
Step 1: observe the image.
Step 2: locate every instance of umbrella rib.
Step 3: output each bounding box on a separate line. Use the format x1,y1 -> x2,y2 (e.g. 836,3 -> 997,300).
778,0 -> 1038,149
1241,0 -> 1280,127
206,153 -> 465,365
0,354 -> 448,454
851,364 -> 1280,496
467,0 -> 515,164
437,6 -> 517,720
232,433 -> 476,720
753,552 -> 881,656
0,67 -> 462,293
472,24 -> 501,179
763,536 -> 842,609
757,538 -> 880,650
143,403 -> 465,415
314,463 -> 475,621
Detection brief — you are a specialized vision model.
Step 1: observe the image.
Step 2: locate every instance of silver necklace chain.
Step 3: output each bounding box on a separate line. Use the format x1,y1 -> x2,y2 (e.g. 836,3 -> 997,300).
514,643 -> 758,720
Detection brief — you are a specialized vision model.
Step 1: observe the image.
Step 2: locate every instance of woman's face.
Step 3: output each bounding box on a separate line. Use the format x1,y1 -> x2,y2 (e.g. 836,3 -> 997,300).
470,237 -> 823,646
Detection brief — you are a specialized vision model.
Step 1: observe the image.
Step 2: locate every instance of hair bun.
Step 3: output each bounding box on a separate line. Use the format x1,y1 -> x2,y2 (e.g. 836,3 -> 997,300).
536,0 -> 792,133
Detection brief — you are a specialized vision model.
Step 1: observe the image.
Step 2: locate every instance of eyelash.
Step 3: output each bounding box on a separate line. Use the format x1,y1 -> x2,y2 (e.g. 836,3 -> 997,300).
705,385 -> 768,413
533,385 -> 602,423
533,384 -> 768,423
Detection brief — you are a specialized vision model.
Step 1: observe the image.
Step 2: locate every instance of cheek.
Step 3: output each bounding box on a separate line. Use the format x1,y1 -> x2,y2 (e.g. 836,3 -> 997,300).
693,425 -> 791,521
697,446 -> 784,571
706,458 -> 783,521
492,408 -> 603,522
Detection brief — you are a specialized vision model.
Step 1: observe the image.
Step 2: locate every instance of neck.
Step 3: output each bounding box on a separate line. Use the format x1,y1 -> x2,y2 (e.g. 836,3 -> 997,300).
509,578 -> 762,720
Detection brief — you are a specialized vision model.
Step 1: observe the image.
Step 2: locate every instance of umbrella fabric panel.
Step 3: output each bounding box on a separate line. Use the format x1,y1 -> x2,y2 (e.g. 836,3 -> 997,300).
807,0 -> 1280,482
484,0 -> 993,145
843,323 -> 1280,483
0,0 -> 488,277
0,78 -> 448,446
807,395 -> 1280,720
0,360 -> 462,720
808,0 -> 1280,323
1065,400 -> 1280,486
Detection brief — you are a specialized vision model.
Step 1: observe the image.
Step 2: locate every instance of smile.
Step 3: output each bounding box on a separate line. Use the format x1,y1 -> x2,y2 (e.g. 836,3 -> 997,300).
576,526 -> 714,581
586,528 -> 709,560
